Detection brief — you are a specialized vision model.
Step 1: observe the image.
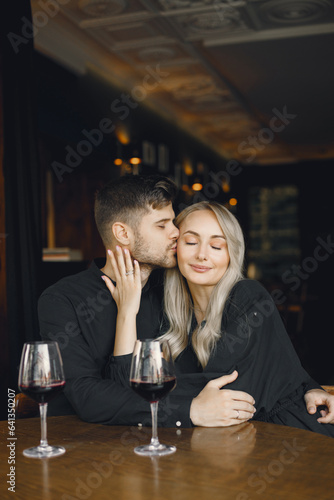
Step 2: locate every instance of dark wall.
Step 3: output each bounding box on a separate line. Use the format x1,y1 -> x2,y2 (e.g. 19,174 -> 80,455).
234,160 -> 334,383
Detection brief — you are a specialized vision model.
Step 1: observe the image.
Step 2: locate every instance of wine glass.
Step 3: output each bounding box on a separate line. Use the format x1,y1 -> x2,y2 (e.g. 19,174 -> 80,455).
130,339 -> 177,456
18,341 -> 66,458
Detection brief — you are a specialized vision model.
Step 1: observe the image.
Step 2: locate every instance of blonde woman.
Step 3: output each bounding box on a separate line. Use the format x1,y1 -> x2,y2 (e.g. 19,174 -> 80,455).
104,201 -> 334,435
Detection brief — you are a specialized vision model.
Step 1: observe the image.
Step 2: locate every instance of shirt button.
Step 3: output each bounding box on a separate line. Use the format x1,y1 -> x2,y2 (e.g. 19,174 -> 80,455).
176,421 -> 181,427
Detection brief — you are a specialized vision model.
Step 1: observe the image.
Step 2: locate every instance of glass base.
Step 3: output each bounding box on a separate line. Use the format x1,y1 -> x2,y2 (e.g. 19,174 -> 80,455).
134,443 -> 176,457
23,445 -> 66,458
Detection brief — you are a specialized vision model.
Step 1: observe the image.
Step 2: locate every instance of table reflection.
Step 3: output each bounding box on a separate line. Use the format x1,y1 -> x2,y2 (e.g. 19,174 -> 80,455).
190,423 -> 257,473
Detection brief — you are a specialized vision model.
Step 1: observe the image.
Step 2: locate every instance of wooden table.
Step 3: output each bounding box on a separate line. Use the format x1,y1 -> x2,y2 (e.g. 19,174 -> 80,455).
1,416 -> 334,500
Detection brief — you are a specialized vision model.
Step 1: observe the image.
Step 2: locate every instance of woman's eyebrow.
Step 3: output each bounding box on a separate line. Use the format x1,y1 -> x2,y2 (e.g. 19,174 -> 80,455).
183,230 -> 226,239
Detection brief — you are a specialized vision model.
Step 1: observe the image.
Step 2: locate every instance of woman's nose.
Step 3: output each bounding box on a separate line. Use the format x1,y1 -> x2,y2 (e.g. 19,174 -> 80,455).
196,245 -> 208,261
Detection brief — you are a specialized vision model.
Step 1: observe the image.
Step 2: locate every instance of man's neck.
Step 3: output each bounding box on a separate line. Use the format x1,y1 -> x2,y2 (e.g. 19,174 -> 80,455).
100,257 -> 151,288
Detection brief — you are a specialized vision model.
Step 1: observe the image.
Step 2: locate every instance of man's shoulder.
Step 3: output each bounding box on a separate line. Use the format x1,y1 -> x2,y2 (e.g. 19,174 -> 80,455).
39,261 -> 101,300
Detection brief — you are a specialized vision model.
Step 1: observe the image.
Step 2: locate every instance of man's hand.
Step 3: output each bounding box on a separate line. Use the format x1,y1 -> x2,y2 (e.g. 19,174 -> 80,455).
304,389 -> 334,424
190,370 -> 256,427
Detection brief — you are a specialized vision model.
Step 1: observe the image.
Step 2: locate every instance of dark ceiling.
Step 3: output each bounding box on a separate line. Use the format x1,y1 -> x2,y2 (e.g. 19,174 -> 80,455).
30,0 -> 334,165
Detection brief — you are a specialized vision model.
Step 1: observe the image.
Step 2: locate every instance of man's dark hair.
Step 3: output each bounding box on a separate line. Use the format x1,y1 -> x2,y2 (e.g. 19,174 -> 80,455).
94,175 -> 177,246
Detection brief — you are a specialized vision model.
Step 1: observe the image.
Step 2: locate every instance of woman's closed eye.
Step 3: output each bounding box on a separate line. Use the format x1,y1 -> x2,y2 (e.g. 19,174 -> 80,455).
185,241 -> 222,250
211,238 -> 227,250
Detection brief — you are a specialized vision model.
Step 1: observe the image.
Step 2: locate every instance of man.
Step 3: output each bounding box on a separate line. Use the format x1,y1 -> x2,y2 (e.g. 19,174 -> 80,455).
39,174 -> 334,427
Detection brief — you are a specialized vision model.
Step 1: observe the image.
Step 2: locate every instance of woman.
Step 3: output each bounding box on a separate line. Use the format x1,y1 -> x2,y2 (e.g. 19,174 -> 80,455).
104,201 -> 334,436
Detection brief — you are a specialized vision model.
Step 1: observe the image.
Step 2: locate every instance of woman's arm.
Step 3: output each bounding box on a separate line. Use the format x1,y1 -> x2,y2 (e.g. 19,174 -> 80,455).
102,247 -> 141,356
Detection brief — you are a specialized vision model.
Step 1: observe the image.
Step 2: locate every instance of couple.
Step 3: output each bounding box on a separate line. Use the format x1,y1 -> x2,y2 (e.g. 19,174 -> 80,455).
39,174 -> 334,434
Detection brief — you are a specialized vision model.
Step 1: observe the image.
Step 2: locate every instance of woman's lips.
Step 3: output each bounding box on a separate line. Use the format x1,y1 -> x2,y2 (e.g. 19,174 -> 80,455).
190,264 -> 212,273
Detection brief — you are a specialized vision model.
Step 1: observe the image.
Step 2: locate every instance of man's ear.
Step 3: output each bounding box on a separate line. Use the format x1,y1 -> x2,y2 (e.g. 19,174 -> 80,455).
112,222 -> 133,246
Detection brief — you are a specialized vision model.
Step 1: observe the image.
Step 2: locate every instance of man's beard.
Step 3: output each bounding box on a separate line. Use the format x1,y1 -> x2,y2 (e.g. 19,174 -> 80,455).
132,233 -> 176,271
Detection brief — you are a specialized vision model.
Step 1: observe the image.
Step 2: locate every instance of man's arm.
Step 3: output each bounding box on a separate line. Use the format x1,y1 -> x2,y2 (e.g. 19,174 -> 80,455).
38,292 -> 154,425
107,357 -> 256,427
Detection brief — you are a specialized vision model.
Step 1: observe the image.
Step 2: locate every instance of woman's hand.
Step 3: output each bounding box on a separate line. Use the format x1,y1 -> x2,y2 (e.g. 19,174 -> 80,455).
102,246 -> 142,356
102,246 -> 141,316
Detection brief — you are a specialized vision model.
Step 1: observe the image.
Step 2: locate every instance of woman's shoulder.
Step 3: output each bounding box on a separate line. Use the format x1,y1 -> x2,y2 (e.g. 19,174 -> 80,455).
230,278 -> 269,297
226,279 -> 272,312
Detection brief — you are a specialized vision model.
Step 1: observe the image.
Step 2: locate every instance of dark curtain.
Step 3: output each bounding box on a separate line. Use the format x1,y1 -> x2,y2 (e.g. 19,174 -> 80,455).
1,0 -> 42,404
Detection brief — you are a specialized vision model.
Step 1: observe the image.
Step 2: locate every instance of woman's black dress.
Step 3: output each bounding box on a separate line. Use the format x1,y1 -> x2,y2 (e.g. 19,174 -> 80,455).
174,279 -> 334,437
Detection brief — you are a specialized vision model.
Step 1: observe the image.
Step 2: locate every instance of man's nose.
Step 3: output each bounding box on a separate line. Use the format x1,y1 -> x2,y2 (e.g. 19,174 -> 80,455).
170,225 -> 179,239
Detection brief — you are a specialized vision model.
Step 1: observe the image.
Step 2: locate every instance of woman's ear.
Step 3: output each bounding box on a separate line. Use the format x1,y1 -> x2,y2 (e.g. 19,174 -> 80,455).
112,222 -> 132,246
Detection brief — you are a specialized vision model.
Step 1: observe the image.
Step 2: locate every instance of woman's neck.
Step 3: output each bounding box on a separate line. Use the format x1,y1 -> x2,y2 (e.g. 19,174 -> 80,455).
187,282 -> 213,324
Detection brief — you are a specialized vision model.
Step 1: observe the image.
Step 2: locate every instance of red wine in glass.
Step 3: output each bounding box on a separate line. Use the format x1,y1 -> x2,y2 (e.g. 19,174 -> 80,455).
130,377 -> 176,403
18,341 -> 66,458
130,339 -> 177,456
20,381 -> 66,404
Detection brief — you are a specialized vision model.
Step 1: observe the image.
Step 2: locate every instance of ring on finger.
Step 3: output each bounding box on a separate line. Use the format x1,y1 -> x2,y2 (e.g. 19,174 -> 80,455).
236,410 -> 240,419
125,269 -> 134,276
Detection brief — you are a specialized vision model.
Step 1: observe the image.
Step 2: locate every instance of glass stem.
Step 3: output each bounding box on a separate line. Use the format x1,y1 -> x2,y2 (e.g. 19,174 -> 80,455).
39,403 -> 49,448
150,401 -> 159,448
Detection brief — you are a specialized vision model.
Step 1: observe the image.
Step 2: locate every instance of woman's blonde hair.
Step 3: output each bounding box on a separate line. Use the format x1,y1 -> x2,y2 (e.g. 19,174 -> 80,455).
160,201 -> 245,368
